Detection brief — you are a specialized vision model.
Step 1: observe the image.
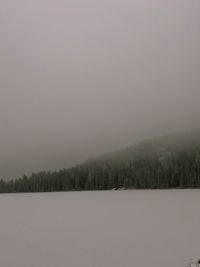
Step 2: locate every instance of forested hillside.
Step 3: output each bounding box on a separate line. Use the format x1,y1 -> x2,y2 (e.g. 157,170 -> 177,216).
1,130 -> 200,193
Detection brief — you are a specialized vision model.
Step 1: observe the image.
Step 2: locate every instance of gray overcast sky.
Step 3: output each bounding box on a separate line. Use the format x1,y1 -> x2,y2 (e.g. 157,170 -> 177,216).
0,0 -> 200,179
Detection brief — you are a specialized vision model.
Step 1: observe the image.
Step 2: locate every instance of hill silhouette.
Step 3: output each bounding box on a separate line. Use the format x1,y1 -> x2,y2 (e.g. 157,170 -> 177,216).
1,130 -> 200,193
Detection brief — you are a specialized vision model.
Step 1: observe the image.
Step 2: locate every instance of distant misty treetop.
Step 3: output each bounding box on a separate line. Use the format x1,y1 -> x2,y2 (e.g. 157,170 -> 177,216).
1,130 -> 200,193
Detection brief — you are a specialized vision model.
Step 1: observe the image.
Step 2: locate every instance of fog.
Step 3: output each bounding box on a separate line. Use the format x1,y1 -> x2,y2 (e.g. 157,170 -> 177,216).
0,0 -> 200,179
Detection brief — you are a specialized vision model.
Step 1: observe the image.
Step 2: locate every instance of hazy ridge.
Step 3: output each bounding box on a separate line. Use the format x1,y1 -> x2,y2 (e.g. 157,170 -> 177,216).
1,130 -> 200,193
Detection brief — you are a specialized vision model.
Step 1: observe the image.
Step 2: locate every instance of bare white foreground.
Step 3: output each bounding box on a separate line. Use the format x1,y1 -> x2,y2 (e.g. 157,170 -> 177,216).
0,190 -> 199,267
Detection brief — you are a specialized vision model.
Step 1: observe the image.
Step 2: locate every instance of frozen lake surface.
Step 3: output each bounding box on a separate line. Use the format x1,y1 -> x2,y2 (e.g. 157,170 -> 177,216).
0,190 -> 199,267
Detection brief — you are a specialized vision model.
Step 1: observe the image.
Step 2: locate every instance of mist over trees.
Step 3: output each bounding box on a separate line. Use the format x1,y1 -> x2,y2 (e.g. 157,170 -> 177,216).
1,131 -> 200,193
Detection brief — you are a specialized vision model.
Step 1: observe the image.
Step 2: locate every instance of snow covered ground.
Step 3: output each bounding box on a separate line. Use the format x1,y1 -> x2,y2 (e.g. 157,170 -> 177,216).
0,190 -> 199,267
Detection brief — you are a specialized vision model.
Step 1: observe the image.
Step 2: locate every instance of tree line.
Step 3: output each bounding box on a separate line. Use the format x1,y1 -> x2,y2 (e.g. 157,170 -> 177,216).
0,147 -> 200,193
